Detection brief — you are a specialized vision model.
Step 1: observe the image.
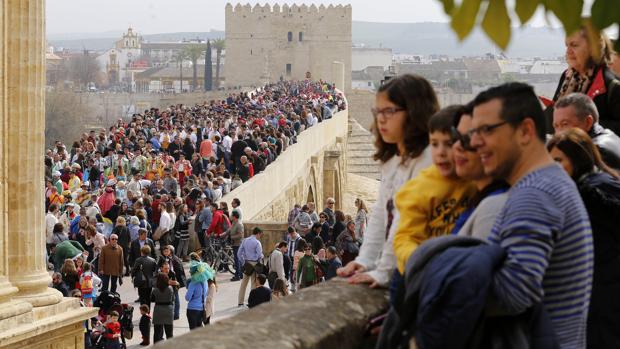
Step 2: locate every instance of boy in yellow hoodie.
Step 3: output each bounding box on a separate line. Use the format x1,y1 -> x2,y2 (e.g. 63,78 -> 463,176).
393,106 -> 477,274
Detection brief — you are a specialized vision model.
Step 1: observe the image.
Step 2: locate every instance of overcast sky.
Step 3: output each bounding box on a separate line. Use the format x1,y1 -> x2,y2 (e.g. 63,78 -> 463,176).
47,0 -> 559,35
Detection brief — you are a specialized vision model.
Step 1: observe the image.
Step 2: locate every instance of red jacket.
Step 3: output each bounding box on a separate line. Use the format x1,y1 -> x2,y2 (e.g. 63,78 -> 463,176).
207,210 -> 226,237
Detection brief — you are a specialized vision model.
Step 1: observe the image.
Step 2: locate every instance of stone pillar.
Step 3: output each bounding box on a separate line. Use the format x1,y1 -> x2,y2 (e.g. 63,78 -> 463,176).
331,61 -> 345,92
0,0 -> 34,330
5,0 -> 63,307
323,150 -> 343,210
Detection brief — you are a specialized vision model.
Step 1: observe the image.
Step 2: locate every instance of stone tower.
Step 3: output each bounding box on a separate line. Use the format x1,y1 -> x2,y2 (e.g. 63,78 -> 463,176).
224,3 -> 352,91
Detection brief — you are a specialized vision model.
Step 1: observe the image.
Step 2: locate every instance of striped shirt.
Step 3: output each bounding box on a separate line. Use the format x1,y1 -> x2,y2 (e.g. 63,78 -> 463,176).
488,165 -> 593,349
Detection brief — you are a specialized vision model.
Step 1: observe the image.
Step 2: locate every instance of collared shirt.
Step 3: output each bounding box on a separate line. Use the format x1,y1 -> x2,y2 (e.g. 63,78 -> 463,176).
237,235 -> 263,266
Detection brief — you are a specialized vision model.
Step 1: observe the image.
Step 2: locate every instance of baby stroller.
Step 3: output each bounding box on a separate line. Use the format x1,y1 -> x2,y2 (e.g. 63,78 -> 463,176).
91,291 -> 134,349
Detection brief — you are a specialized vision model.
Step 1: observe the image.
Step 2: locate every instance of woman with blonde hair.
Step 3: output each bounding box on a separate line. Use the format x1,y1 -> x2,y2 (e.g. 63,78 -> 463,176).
354,198 -> 368,239
546,28 -> 620,134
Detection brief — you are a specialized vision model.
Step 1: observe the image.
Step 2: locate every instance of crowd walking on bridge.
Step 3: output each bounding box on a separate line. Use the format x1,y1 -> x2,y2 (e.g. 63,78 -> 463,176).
43,79 -> 345,347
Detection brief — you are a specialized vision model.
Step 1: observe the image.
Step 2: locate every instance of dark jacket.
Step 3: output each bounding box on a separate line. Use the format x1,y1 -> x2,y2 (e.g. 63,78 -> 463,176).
589,123 -> 620,171
129,238 -> 156,267
377,235 -> 558,349
157,255 -> 186,288
577,172 -> 620,349
550,66 -> 620,135
325,257 -> 342,280
248,286 -> 271,308
132,255 -> 158,288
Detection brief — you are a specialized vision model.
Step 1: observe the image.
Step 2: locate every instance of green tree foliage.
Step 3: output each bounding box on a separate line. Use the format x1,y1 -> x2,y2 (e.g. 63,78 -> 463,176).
437,0 -> 619,52
182,45 -> 206,92
212,39 -> 225,89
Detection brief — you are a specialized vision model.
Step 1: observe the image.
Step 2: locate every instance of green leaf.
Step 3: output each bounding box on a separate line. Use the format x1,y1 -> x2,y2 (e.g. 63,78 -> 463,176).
515,0 -> 539,25
451,0 -> 483,40
440,0 -> 456,14
545,0 -> 584,35
482,0 -> 512,49
591,0 -> 618,30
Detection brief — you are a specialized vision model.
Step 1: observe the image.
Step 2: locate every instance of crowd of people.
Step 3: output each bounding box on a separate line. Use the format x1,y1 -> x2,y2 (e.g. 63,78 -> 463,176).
43,79 -> 345,347
332,29 -> 619,349
41,26 -> 620,349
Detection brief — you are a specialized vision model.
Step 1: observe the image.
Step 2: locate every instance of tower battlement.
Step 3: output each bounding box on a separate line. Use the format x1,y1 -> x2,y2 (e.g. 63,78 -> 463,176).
225,2 -> 351,17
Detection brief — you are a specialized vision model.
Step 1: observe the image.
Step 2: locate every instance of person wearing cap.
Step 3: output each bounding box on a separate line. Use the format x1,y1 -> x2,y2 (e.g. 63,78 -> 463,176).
67,169 -> 82,193
237,227 -> 263,306
52,171 -> 63,194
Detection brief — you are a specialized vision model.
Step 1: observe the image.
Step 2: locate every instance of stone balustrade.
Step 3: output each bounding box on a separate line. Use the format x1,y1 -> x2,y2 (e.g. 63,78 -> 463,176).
153,278 -> 389,349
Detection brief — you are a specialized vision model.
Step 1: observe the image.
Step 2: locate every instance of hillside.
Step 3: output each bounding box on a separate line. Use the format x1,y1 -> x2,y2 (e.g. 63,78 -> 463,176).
48,21 -> 565,58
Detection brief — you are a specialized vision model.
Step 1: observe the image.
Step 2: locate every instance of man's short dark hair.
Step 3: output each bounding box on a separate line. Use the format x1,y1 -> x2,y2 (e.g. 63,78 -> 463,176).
287,226 -> 296,234
252,227 -> 263,235
429,105 -> 462,134
277,241 -> 288,249
232,198 -> 241,206
473,82 -> 546,141
256,274 -> 267,285
231,211 -> 240,219
327,246 -> 337,255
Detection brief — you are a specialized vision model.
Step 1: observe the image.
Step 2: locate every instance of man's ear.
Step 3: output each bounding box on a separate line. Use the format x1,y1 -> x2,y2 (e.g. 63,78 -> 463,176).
519,118 -> 537,145
585,115 -> 594,130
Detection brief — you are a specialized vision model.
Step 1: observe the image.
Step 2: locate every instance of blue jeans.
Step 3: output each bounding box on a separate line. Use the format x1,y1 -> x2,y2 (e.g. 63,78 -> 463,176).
232,246 -> 242,279
186,309 -> 203,330
174,288 -> 180,319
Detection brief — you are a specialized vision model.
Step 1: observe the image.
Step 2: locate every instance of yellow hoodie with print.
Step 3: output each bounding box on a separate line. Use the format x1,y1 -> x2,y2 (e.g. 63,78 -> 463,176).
393,165 -> 477,273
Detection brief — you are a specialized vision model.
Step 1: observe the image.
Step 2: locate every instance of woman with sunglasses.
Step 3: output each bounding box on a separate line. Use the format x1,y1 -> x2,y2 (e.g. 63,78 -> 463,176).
338,74 -> 439,288
449,103 -> 509,238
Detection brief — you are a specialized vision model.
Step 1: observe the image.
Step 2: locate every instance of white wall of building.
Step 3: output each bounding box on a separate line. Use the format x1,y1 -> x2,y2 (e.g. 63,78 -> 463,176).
352,48 -> 392,71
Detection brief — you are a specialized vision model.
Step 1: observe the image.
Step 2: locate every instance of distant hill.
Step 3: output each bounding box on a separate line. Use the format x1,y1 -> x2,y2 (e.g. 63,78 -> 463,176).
352,21 -> 565,58
48,21 -> 566,58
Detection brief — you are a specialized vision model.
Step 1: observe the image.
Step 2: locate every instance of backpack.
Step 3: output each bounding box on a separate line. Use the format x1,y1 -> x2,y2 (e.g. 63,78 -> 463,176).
216,142 -> 226,161
81,273 -> 94,295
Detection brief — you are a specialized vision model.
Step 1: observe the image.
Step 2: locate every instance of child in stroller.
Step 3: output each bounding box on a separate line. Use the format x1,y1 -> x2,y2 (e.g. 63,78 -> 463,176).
91,291 -> 133,349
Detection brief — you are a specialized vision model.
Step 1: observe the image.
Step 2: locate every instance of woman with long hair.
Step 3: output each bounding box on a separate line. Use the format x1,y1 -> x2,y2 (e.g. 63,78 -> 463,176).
354,198 -> 368,239
338,74 -> 439,288
547,128 -> 620,348
151,272 -> 174,343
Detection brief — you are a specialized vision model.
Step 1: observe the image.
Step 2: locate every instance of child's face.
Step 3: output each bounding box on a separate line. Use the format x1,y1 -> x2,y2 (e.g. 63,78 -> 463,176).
430,131 -> 456,178
110,315 -> 118,322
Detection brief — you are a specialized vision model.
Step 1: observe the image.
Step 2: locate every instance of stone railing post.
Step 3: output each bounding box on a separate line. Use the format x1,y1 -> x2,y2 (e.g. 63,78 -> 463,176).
5,0 -> 63,307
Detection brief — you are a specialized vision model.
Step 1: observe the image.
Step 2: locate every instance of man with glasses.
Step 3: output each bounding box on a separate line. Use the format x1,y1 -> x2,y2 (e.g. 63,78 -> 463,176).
470,82 -> 593,349
99,233 -> 125,293
322,197 -> 336,227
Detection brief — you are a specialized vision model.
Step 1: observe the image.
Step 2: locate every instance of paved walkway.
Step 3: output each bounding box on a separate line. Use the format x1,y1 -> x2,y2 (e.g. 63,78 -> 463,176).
108,267 -> 249,348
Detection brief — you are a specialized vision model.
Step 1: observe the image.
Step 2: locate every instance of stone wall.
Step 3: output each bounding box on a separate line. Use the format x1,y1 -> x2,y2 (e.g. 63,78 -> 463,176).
153,279 -> 389,349
219,108 -> 349,221
224,3 -> 352,91
71,90 -> 231,127
242,221 -> 289,251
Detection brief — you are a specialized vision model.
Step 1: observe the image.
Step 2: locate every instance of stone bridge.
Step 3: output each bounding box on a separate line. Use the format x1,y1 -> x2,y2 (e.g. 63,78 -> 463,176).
219,105 -> 350,222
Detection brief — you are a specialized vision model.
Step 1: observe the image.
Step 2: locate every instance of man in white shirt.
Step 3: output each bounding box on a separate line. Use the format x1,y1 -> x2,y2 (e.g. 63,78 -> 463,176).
46,203 -> 60,245
267,241 -> 288,288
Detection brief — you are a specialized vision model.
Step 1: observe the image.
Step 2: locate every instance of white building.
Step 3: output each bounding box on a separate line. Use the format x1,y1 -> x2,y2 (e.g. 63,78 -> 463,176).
96,27 -> 145,89
352,47 -> 392,71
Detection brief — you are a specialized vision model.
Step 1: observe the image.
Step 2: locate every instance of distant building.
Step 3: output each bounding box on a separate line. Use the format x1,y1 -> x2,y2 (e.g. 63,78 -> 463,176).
352,66 -> 387,91
224,3 -> 352,90
141,41 -> 209,67
45,52 -> 63,86
352,47 -> 392,71
135,65 -> 206,93
96,27 -> 144,89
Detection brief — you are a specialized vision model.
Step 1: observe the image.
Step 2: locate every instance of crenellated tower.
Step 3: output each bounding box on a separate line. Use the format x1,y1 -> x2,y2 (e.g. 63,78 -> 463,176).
224,2 -> 352,90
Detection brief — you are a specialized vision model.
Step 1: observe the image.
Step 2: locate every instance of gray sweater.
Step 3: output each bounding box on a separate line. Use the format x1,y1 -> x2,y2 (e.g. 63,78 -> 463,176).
457,193 -> 508,240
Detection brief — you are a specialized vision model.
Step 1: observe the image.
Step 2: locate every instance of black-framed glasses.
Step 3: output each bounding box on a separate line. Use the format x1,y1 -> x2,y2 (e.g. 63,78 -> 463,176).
467,121 -> 509,138
451,127 -> 476,152
370,107 -> 405,119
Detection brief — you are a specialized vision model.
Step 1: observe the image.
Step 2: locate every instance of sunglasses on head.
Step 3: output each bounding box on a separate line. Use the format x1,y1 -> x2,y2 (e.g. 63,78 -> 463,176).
451,127 -> 476,152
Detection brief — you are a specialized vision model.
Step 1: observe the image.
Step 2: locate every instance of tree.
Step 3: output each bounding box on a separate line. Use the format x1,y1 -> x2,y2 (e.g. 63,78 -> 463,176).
182,45 -> 206,92
174,50 -> 188,93
45,90 -> 88,146
204,40 -> 213,91
66,52 -> 100,89
212,39 -> 225,89
436,0 -> 619,54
